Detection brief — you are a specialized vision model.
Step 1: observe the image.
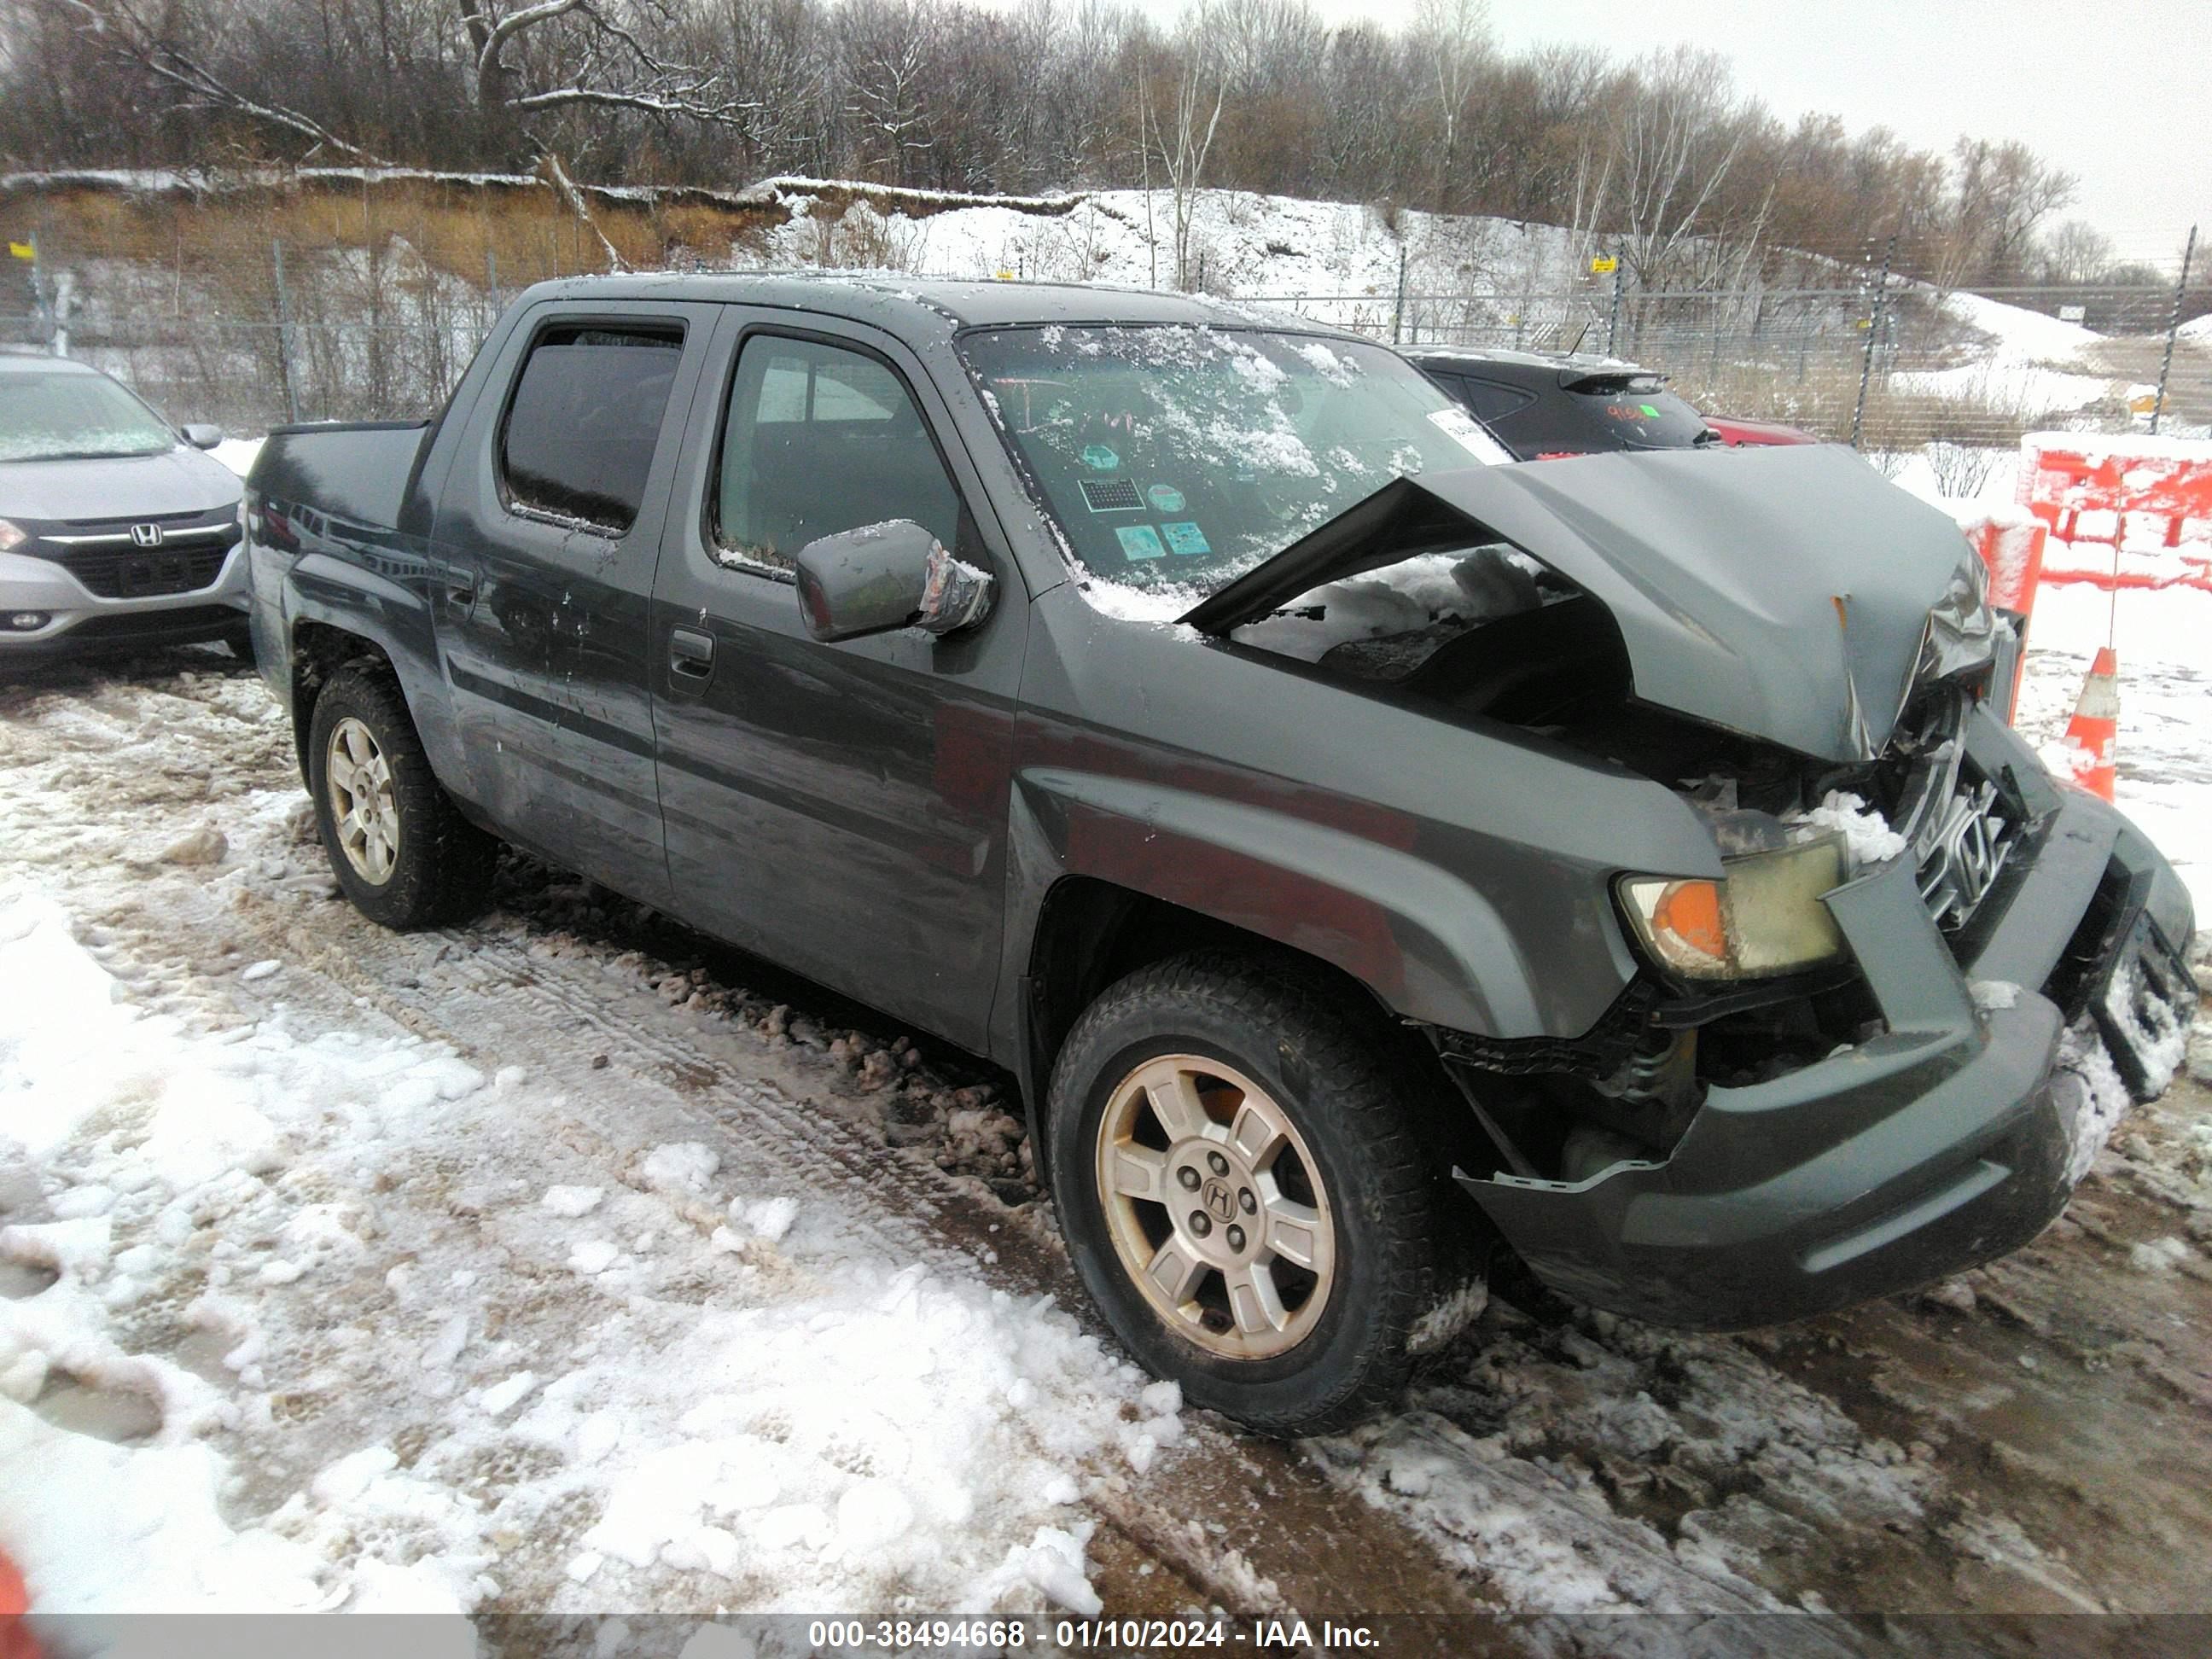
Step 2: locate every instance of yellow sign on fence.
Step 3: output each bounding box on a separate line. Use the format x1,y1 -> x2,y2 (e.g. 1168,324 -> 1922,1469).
1589,254 -> 1618,274
6,242 -> 32,261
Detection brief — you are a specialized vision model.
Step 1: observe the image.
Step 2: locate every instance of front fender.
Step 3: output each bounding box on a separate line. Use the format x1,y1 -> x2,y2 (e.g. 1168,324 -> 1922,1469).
1011,765 -> 1540,1037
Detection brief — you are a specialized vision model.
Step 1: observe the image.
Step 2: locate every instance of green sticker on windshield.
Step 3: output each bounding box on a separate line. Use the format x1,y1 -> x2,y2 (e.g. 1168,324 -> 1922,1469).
1081,444 -> 1121,471
1160,521 -> 1211,556
1146,483 -> 1186,513
1115,524 -> 1167,561
1639,403 -> 1661,418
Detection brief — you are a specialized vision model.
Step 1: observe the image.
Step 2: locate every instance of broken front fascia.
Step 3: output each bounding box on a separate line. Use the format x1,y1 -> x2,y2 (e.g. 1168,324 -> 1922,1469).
1185,444 -> 2002,765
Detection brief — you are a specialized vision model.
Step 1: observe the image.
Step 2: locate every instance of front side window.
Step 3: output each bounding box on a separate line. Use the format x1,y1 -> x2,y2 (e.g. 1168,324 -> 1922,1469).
0,370 -> 177,463
959,326 -> 1509,600
498,323 -> 684,533
714,335 -> 962,572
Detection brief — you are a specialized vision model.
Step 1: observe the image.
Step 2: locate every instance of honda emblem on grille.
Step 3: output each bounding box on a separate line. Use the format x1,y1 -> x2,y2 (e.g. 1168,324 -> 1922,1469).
130,523 -> 165,548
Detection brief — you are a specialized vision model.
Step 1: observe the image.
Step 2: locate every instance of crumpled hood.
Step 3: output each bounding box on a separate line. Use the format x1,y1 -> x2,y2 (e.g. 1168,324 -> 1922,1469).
1186,445 -> 1983,763
0,446 -> 242,521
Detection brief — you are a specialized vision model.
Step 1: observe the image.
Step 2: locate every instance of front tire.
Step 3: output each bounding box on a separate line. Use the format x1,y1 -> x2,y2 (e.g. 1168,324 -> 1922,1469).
1047,952 -> 1464,1436
307,665 -> 498,929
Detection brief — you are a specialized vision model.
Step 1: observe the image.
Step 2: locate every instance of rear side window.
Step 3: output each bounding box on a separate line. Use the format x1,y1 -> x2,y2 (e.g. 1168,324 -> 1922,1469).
714,335 -> 962,572
499,323 -> 684,533
1451,377 -> 1538,424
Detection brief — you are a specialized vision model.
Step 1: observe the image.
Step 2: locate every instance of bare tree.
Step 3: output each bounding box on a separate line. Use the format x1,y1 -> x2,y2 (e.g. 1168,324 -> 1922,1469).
54,0 -> 765,171
1948,137 -> 2075,284
1140,36 -> 1225,290
2041,218 -> 2115,286
0,0 -> 2104,311
1607,47 -> 1747,292
1409,0 -> 1488,211
840,0 -> 940,187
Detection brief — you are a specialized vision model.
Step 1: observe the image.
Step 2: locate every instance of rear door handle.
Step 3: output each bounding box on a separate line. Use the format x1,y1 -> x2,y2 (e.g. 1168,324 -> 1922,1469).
669,626 -> 715,682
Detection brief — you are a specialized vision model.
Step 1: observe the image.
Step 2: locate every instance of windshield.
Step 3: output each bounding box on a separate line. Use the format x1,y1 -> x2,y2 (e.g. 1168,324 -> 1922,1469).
960,325 -> 1510,602
0,370 -> 178,463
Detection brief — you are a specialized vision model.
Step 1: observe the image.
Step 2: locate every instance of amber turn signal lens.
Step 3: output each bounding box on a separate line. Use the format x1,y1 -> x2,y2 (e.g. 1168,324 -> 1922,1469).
1618,834 -> 1848,981
1650,879 -> 1726,964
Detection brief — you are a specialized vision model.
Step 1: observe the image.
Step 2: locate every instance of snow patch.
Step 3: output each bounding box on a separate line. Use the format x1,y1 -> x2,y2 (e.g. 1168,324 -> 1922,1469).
1785,790 -> 1909,867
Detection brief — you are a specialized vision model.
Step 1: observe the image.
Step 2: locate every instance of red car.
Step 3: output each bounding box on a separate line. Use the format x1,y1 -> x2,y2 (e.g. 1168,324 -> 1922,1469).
1703,413 -> 1819,447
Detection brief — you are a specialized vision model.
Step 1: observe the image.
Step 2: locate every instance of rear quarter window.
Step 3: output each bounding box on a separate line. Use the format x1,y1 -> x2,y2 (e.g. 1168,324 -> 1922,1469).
499,323 -> 684,533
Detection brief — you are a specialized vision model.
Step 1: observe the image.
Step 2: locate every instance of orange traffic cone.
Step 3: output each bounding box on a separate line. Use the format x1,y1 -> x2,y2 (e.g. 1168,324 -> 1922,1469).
2063,646 -> 2119,801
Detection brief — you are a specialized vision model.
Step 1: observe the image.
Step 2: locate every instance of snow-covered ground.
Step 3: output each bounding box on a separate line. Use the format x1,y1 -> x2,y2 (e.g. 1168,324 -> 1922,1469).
1889,291 -> 2119,417
0,753 -> 1155,1619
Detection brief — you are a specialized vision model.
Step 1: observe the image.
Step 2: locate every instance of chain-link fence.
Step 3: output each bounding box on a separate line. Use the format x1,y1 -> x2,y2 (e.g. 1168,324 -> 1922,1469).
3,202 -> 2206,468
0,175 -> 667,434
1269,278 -> 2212,458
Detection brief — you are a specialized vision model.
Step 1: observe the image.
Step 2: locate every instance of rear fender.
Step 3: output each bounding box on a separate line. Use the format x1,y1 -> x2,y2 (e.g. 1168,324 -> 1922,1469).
284,549 -> 465,795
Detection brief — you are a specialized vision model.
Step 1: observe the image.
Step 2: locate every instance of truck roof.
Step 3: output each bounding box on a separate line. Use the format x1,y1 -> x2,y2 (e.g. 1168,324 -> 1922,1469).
509,271 -> 1354,344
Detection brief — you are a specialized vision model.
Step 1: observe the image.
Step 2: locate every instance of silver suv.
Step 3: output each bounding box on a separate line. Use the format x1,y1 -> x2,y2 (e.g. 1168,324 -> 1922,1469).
1,355 -> 247,661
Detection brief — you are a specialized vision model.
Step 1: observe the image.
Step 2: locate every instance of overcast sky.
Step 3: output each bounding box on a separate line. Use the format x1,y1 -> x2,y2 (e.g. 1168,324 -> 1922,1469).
1176,0 -> 2209,265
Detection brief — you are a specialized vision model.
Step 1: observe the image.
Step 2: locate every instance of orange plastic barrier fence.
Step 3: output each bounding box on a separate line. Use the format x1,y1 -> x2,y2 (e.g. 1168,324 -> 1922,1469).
2017,435 -> 2212,596
1969,517 -> 2048,613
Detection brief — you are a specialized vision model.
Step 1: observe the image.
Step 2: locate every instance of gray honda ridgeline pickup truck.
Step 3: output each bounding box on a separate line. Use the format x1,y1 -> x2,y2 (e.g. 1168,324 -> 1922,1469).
245,274 -> 2196,1435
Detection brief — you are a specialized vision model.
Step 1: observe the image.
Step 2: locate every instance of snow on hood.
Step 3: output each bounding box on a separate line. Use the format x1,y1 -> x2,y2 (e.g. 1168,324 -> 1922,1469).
1187,445 -> 1988,764
0,445 -> 242,521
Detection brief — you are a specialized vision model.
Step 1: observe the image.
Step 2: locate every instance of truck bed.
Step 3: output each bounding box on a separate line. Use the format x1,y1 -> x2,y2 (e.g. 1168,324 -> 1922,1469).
248,420 -> 434,532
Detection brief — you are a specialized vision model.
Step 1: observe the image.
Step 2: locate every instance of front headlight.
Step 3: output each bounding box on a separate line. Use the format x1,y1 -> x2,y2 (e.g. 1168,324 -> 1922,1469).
1618,834 -> 1848,980
0,519 -> 26,555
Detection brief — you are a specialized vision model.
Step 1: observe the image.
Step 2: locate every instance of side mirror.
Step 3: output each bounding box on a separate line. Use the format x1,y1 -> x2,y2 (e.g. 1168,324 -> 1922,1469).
181,423 -> 224,450
793,520 -> 993,643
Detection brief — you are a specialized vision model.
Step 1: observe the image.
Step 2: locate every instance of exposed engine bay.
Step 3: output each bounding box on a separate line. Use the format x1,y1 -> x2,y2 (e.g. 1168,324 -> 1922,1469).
1224,522 -> 2027,1188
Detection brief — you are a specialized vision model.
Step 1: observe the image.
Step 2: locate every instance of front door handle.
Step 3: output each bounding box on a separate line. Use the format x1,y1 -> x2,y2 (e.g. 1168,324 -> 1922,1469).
669,626 -> 715,683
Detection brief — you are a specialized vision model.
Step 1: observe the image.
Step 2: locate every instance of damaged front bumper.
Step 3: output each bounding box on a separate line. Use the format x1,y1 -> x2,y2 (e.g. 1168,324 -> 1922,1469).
1457,725 -> 2197,1330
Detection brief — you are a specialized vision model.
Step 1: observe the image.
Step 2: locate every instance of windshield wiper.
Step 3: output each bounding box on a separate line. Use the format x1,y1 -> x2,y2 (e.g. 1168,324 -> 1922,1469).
1,446 -> 171,463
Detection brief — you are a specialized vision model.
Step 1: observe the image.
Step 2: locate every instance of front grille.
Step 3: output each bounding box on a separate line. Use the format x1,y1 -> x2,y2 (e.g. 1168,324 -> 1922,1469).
58,508 -> 212,530
1915,774 -> 2020,931
63,544 -> 230,598
1877,688 -> 2026,937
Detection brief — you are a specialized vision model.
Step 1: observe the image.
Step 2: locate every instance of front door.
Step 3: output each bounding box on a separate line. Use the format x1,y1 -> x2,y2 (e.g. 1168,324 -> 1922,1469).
649,317 -> 1026,1051
433,300 -> 715,903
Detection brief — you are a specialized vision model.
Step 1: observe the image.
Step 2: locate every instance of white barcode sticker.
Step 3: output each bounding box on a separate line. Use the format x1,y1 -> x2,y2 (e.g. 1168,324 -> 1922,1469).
1427,404 -> 1513,465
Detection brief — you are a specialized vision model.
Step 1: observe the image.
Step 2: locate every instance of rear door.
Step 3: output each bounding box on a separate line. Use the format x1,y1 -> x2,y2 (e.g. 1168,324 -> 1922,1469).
648,316 -> 1027,1051
432,300 -> 715,904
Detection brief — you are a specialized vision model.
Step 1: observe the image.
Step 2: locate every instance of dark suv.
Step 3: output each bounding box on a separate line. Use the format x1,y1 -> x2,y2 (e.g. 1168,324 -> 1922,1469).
245,276 -> 2195,1435
1408,346 -> 1728,460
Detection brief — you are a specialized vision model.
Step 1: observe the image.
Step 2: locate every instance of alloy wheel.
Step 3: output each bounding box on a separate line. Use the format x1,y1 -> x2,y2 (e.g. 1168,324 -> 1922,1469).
1093,1053 -> 1336,1360
325,716 -> 400,885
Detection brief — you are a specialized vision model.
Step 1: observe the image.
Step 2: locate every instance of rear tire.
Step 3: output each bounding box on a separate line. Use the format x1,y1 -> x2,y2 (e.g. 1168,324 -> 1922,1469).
1047,952 -> 1469,1436
307,664 -> 498,929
